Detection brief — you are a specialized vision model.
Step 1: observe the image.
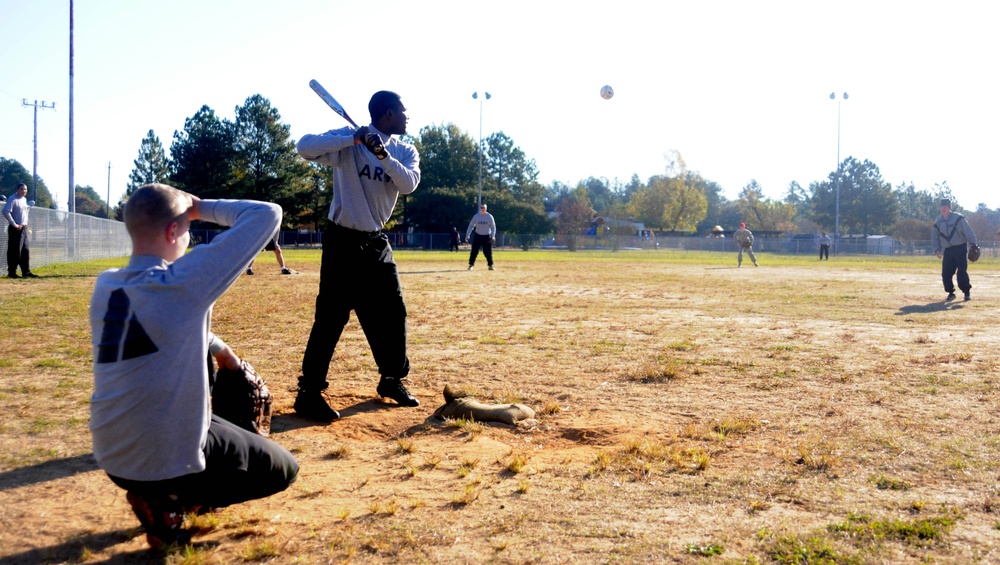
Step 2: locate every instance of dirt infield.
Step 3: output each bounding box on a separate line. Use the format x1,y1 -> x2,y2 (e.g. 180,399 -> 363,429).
1,250 -> 998,563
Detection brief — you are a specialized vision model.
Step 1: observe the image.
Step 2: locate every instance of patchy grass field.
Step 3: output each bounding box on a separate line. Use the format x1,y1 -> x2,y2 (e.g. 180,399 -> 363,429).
1,248 -> 999,564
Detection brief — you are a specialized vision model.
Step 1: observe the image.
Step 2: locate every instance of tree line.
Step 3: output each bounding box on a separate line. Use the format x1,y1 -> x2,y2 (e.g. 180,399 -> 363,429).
5,92 -> 999,242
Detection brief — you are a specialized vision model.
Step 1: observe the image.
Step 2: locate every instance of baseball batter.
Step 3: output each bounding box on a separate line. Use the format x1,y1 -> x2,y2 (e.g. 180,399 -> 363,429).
294,91 -> 422,420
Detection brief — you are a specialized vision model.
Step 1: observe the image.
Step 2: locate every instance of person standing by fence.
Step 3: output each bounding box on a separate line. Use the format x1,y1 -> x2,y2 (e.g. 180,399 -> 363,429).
819,232 -> 831,260
3,183 -> 38,278
466,203 -> 496,271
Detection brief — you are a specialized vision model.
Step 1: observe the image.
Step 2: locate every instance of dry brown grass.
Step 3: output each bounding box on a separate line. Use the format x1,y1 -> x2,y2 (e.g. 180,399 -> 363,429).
1,250 -> 999,563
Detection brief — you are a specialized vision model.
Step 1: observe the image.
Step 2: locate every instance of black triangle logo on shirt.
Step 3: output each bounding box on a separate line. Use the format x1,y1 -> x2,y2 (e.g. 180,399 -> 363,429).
97,288 -> 159,363
122,312 -> 158,360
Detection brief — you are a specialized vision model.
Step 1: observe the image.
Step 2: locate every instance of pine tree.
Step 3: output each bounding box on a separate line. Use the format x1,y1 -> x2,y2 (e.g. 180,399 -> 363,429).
117,130 -> 170,218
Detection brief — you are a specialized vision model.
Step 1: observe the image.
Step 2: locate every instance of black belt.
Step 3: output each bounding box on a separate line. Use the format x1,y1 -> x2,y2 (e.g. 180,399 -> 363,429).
328,222 -> 382,239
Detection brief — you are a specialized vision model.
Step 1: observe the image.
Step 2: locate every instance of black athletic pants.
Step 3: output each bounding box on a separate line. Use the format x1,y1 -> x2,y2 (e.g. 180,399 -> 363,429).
941,243 -> 970,294
819,244 -> 829,260
468,233 -> 493,267
299,223 -> 409,391
6,225 -> 30,276
108,415 -> 298,510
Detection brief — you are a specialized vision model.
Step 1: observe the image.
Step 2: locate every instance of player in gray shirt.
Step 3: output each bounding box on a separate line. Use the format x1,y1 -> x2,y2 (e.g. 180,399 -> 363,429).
90,184 -> 298,547
294,91 -> 422,419
932,198 -> 977,301
3,183 -> 37,278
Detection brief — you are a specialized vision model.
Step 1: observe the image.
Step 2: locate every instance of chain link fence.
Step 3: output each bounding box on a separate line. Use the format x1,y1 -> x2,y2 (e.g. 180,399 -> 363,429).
1,207 -> 132,269
9,216 -> 997,269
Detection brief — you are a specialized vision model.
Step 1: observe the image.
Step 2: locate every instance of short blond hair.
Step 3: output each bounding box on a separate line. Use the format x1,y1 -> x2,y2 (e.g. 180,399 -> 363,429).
124,183 -> 191,241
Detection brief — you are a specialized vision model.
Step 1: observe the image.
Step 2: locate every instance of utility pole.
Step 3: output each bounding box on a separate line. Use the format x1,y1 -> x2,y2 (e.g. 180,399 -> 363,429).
69,0 -> 75,214
21,99 -> 56,205
106,162 -> 111,219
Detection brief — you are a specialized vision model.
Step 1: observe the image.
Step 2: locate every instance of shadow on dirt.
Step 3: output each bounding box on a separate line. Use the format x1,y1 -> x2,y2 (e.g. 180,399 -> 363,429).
1,529 -> 219,565
271,399 -> 393,433
896,301 -> 966,315
0,453 -> 99,491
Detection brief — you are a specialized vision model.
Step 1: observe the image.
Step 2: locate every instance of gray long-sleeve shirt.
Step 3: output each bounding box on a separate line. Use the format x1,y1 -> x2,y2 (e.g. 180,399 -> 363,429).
89,199 -> 280,481
931,213 -> 977,252
466,212 -> 496,239
2,194 -> 29,227
296,124 -> 420,232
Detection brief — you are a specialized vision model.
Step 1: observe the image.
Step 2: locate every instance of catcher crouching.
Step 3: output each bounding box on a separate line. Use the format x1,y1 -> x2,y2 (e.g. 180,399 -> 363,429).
89,184 -> 298,549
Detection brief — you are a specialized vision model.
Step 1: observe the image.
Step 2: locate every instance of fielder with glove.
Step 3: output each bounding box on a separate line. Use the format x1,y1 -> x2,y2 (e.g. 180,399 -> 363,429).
466,203 -> 497,271
734,222 -> 758,267
932,198 -> 977,301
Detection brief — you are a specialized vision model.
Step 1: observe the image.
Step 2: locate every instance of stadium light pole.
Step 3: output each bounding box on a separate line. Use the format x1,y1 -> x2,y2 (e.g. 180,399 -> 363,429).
829,91 -> 848,252
472,91 -> 491,208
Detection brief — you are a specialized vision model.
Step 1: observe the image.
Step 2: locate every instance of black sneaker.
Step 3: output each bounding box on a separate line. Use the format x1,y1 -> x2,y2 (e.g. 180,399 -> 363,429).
246,267 -> 254,275
293,390 -> 340,421
126,491 -> 191,549
22,272 -> 39,278
376,378 -> 419,407
7,273 -> 19,279
946,292 -> 956,301
964,292 -> 971,301
281,268 -> 292,275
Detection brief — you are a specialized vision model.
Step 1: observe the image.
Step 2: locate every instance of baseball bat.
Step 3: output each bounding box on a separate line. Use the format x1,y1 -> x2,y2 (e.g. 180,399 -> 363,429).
308,79 -> 359,128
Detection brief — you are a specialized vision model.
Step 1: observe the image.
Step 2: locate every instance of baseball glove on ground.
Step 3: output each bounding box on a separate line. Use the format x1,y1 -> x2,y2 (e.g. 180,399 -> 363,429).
212,359 -> 272,437
968,243 -> 981,262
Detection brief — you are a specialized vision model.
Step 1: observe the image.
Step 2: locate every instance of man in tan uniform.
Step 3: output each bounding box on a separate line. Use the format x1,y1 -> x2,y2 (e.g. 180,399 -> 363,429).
734,222 -> 758,267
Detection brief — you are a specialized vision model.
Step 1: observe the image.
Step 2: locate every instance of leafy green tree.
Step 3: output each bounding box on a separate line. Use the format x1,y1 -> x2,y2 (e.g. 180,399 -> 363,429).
406,186 -> 478,233
966,203 -> 1000,242
810,157 -> 898,235
231,94 -> 311,227
119,130 -> 171,219
738,180 -> 796,232
412,123 -> 478,190
785,180 -> 810,220
482,132 -> 544,206
661,176 -> 707,232
628,153 -> 706,232
578,177 -> 623,216
170,105 -> 236,199
694,177 -> 726,234
405,124 -> 479,233
293,161 -> 334,231
74,185 -> 108,218
894,182 -> 940,221
0,157 -> 55,208
555,185 -> 594,250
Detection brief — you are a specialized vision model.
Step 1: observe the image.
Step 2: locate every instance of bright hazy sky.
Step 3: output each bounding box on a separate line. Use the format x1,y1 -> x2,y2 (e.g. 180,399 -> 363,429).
1,0 -> 997,212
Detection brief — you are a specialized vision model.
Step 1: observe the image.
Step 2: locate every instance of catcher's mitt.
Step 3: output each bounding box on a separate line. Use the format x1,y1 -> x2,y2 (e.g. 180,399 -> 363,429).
213,359 -> 272,437
968,243 -> 981,262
